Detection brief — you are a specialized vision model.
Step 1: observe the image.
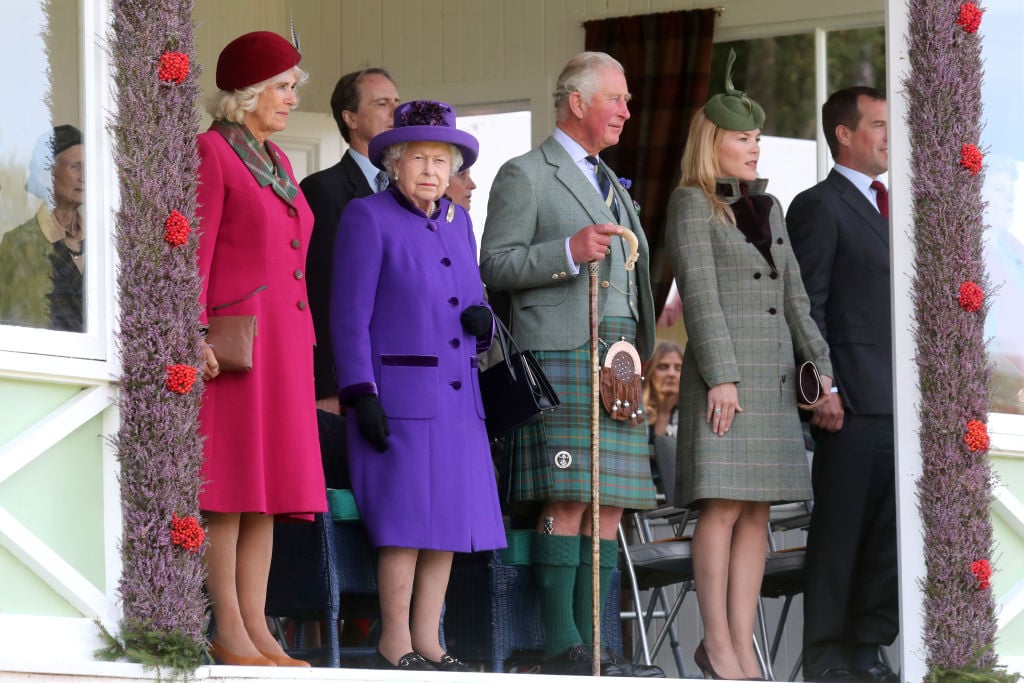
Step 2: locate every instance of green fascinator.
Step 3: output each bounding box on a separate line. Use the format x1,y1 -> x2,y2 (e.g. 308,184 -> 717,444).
703,49 -> 766,131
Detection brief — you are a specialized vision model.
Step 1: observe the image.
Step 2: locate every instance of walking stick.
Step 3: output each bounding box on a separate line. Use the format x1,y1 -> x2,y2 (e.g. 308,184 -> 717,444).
590,228 -> 641,676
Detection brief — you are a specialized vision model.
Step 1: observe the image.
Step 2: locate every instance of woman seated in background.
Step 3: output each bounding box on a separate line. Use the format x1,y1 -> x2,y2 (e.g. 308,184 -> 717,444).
643,340 -> 684,500
644,340 -> 684,440
330,100 -> 506,672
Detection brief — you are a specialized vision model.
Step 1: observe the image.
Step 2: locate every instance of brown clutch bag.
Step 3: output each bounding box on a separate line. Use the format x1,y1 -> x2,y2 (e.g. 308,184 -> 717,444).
206,315 -> 257,372
797,360 -> 822,404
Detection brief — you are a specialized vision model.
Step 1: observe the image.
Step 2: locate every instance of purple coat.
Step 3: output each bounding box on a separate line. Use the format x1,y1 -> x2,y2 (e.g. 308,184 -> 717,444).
331,188 -> 506,552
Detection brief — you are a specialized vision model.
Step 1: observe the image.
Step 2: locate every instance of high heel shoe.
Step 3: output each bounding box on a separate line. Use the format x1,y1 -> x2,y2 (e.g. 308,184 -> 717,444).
694,641 -> 723,680
210,639 -> 277,666
257,649 -> 311,667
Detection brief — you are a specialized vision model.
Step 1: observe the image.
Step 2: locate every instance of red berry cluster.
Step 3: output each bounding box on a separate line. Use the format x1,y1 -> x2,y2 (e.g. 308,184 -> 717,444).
957,2 -> 983,33
158,52 -> 189,84
164,210 -> 190,247
165,364 -> 197,394
958,280 -> 984,312
970,558 -> 992,590
964,419 -> 990,452
170,513 -> 205,553
960,144 -> 983,175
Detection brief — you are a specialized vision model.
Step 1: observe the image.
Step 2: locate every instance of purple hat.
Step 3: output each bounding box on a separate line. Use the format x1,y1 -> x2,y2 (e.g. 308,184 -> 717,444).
368,100 -> 479,171
216,31 -> 301,91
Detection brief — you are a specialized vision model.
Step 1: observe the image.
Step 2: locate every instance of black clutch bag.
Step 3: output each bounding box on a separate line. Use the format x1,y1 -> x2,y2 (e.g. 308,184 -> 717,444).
478,317 -> 560,440
797,360 -> 823,404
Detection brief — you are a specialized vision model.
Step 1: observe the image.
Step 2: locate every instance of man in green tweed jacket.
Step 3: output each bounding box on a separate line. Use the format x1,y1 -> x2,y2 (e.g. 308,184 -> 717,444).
480,51 -> 662,678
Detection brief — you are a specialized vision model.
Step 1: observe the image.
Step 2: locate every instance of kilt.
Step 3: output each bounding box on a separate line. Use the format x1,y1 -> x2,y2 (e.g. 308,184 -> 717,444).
508,317 -> 657,510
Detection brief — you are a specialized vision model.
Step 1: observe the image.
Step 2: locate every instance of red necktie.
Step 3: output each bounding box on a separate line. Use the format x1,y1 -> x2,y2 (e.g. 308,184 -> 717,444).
870,180 -> 889,219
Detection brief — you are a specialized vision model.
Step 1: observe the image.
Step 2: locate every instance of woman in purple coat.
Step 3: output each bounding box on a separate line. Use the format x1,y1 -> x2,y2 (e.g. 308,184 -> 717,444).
331,100 -> 506,671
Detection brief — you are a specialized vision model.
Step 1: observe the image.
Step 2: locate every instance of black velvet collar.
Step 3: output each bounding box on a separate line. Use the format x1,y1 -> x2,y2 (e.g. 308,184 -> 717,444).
716,177 -> 775,268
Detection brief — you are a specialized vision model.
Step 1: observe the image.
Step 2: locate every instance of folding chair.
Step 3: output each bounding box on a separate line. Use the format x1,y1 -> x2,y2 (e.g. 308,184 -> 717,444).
617,435 -> 697,678
754,502 -> 812,681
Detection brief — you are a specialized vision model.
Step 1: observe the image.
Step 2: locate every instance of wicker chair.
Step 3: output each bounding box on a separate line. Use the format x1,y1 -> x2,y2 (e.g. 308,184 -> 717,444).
265,511 -> 341,666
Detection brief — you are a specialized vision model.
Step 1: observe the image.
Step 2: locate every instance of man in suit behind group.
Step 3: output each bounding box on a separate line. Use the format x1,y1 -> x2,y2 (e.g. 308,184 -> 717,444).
480,51 -> 662,678
786,86 -> 898,683
300,68 -> 400,487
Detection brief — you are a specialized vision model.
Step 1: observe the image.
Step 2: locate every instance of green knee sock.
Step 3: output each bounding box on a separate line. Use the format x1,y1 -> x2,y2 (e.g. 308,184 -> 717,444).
574,537 -> 618,647
532,533 -> 582,657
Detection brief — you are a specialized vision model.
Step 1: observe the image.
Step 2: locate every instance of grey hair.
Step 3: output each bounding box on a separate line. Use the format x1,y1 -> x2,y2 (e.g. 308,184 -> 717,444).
206,65 -> 309,124
553,51 -> 624,121
380,142 -> 464,179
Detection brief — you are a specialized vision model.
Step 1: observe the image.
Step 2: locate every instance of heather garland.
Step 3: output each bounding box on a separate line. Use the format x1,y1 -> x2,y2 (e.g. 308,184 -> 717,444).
95,0 -> 207,673
906,2 -> 1013,680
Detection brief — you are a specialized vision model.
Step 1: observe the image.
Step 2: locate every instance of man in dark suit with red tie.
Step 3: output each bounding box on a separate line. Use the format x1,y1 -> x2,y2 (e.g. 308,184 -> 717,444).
301,68 -> 400,485
786,86 -> 898,683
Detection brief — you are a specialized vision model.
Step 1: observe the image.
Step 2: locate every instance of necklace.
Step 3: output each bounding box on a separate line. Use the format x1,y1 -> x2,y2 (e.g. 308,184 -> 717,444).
65,238 -> 84,259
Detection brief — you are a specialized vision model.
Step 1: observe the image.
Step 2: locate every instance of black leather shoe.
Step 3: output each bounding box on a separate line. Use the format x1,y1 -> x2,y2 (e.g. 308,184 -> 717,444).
815,669 -> 860,681
542,644 -> 594,676
600,646 -> 666,677
370,650 -> 436,671
428,653 -> 473,672
856,662 -> 899,683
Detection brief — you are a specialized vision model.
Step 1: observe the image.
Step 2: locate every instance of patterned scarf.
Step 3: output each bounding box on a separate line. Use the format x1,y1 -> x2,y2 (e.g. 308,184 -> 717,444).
210,120 -> 298,205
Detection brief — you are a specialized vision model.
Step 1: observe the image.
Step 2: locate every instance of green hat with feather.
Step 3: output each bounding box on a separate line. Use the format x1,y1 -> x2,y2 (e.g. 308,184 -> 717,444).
704,49 -> 766,131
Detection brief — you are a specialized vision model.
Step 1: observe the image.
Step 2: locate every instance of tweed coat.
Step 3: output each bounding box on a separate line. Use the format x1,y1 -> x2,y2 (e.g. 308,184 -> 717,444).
667,180 -> 832,506
479,136 -> 655,360
0,209 -> 61,328
300,151 -> 374,400
480,135 -> 657,509
330,188 -> 506,552
195,129 -> 326,517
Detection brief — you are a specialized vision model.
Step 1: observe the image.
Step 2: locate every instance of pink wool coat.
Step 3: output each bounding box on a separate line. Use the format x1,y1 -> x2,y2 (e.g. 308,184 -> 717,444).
196,129 -> 326,516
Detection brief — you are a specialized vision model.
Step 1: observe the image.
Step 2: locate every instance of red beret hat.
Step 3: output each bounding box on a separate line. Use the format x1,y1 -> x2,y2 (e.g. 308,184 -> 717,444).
216,31 -> 301,91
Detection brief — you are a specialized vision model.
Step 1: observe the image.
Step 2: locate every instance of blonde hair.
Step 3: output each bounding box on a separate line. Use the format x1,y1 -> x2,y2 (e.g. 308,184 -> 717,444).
643,340 -> 684,427
206,66 -> 309,124
679,109 -> 734,225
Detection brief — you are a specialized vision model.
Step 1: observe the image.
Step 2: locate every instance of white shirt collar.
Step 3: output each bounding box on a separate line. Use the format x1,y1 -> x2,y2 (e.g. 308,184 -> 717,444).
834,163 -> 885,210
348,148 -> 381,191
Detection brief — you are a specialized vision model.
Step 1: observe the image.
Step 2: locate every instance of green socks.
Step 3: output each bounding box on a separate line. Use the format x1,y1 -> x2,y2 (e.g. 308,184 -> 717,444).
574,537 -> 618,646
532,533 -> 582,657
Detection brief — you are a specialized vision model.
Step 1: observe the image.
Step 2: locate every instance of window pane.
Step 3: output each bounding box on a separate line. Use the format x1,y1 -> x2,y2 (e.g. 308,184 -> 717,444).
712,35 -> 817,140
0,1 -> 86,333
981,0 -> 1024,415
826,27 -> 886,95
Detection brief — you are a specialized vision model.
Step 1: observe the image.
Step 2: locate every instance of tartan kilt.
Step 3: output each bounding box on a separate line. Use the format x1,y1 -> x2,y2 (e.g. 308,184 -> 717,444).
508,317 -> 657,510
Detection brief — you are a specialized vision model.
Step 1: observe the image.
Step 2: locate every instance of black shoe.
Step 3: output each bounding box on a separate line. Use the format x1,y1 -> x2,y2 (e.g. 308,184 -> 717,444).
856,662 -> 899,683
542,644 -> 594,676
428,653 -> 473,672
371,650 -> 436,671
600,646 -> 666,678
816,669 -> 860,681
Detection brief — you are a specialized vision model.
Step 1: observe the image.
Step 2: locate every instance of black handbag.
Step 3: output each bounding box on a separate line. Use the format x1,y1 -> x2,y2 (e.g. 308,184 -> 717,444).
797,360 -> 823,404
478,317 -> 560,440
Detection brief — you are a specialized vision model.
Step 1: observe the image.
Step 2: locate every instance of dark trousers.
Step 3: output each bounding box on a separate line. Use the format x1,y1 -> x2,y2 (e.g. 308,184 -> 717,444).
803,414 -> 899,677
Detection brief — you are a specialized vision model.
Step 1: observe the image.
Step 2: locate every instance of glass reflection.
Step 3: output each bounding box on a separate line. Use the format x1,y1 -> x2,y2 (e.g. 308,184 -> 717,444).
0,0 -> 85,332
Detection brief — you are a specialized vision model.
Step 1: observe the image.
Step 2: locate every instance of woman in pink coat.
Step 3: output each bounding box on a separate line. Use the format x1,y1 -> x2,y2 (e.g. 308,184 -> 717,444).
196,31 -> 325,668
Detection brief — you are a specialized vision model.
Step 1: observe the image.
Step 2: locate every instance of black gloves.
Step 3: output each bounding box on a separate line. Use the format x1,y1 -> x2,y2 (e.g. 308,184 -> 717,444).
351,394 -> 390,452
460,305 -> 492,337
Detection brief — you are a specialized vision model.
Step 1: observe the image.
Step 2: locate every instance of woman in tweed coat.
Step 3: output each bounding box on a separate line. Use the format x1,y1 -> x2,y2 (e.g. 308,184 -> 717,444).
665,57 -> 833,680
